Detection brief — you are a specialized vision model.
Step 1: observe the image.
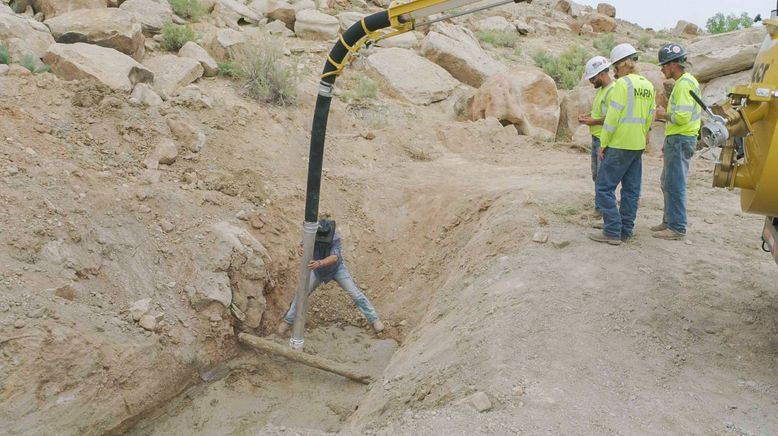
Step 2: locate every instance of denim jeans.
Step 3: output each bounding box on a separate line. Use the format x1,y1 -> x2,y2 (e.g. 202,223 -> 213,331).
283,265 -> 379,324
591,136 -> 601,182
595,148 -> 644,239
661,135 -> 696,234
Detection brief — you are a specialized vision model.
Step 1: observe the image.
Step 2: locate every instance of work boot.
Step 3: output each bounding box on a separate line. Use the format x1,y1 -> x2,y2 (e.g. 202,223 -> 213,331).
589,231 -> 622,245
276,321 -> 291,336
650,223 -> 667,232
592,221 -> 603,229
372,320 -> 385,333
652,229 -> 685,240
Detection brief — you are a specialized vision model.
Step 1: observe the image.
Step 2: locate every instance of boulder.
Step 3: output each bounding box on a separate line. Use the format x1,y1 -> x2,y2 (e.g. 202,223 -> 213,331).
468,66 -> 560,139
514,20 -> 533,35
119,0 -> 173,35
420,30 -> 506,88
701,70 -> 751,105
581,12 -> 616,33
294,9 -> 338,40
596,3 -> 615,18
203,28 -> 246,60
36,0 -> 107,19
166,114 -> 207,152
0,4 -> 13,13
375,31 -> 418,48
265,0 -> 295,30
687,27 -> 765,82
553,0 -> 570,15
0,13 -> 55,59
367,47 -> 459,105
171,84 -> 213,109
44,42 -> 153,91
179,41 -> 218,77
143,54 -> 203,100
673,20 -> 700,36
637,62 -> 671,107
248,0 -> 269,15
293,0 -> 313,11
557,84 -> 596,141
266,18 -> 293,36
44,9 -> 145,61
337,11 -> 365,32
129,82 -> 163,106
144,138 -> 178,167
213,0 -> 260,30
476,16 -> 515,33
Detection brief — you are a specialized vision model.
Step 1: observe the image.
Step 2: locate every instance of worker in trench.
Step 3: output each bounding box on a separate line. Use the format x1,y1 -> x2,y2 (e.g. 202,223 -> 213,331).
276,218 -> 385,336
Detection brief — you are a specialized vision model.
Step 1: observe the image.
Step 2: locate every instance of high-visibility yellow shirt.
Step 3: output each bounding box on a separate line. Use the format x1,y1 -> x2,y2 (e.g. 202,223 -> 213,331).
601,73 -> 656,151
590,83 -> 614,139
665,72 -> 701,137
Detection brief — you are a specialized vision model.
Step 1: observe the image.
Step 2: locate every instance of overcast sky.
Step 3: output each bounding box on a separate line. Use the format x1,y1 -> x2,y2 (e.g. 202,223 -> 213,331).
574,0 -> 774,30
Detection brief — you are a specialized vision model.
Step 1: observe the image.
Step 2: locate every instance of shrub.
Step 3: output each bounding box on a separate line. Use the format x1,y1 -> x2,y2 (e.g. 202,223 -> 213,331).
706,12 -> 753,34
217,61 -> 241,77
169,0 -> 206,20
0,44 -> 10,65
533,46 -> 589,90
475,30 -> 520,48
592,33 -> 616,57
19,54 -> 51,74
160,23 -> 198,52
637,35 -> 652,52
232,39 -> 297,106
340,77 -> 378,102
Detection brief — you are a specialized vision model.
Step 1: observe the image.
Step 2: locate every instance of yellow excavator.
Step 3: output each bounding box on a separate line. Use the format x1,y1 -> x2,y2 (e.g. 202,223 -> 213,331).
701,4 -> 778,267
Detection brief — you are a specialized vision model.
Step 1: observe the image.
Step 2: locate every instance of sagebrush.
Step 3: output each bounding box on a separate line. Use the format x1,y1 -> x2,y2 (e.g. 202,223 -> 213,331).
592,33 -> 616,57
475,30 -> 520,48
231,39 -> 297,106
19,54 -> 51,74
169,0 -> 206,20
0,44 -> 10,65
340,77 -> 378,102
533,46 -> 589,90
160,23 -> 198,51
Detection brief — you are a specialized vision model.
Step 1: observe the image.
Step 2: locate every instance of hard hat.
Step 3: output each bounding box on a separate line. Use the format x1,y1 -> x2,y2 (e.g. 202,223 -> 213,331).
609,43 -> 638,65
658,43 -> 687,66
584,56 -> 611,80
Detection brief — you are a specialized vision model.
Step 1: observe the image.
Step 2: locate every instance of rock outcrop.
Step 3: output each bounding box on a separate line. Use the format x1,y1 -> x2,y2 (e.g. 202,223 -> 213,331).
367,47 -> 459,105
687,27 -> 765,82
44,42 -> 153,91
44,8 -> 145,60
420,28 -> 506,88
294,8 -> 338,40
119,0 -> 173,35
143,54 -> 204,100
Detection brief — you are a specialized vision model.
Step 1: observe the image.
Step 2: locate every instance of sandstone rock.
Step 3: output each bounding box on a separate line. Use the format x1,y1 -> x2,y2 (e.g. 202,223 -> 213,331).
532,230 -> 549,244
138,313 -> 156,331
294,9 -> 338,40
477,16 -> 514,32
266,18 -> 293,36
213,0 -> 260,30
701,70 -> 751,105
171,84 -> 213,109
119,0 -> 173,35
265,0 -> 296,30
581,12 -> 616,33
469,66 -> 560,139
0,64 -> 8,75
130,298 -> 151,321
687,27 -> 765,82
374,31 -> 417,48
553,0 -> 571,15
514,20 -> 533,35
129,82 -> 162,106
673,20 -> 700,36
54,284 -> 77,300
166,115 -> 206,152
179,41 -> 218,77
293,0 -> 314,11
147,138 -> 178,166
37,0 -> 107,19
248,0 -> 269,15
557,84 -> 596,142
337,11 -> 364,32
469,392 -> 492,412
0,13 -> 55,59
44,9 -> 145,61
44,43 -> 153,92
7,63 -> 31,76
0,3 -> 13,14
420,30 -> 506,88
203,28 -> 246,61
596,3 -> 615,18
143,54 -> 203,99
367,47 -> 458,105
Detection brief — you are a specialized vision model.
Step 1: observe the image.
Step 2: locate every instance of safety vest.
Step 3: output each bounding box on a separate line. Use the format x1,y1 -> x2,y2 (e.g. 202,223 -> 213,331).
666,72 -> 701,137
601,73 -> 656,151
590,82 -> 614,139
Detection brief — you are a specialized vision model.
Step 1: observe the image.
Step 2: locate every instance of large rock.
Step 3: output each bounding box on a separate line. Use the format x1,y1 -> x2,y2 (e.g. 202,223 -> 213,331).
294,8 -> 338,40
581,12 -> 616,33
374,31 -> 417,48
673,20 -> 700,36
44,9 -> 145,60
179,41 -> 218,77
596,3 -> 615,18
213,0 -> 260,30
36,0 -> 107,19
265,0 -> 295,30
203,28 -> 246,60
468,66 -> 560,139
44,42 -> 153,91
553,0 -> 571,14
557,84 -> 596,141
0,13 -> 55,60
637,62 -> 671,107
337,11 -> 364,32
367,47 -> 458,105
143,54 -> 203,100
701,70 -> 752,105
687,27 -> 765,82
119,0 -> 173,35
477,16 -> 515,32
420,30 -> 506,88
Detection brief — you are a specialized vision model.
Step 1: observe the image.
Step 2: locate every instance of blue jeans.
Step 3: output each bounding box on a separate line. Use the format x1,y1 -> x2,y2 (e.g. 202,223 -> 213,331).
591,136 -> 601,182
661,135 -> 696,234
283,265 -> 379,324
595,148 -> 643,239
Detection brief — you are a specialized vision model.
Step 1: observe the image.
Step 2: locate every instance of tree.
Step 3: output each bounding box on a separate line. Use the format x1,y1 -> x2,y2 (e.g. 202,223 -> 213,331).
706,12 -> 753,34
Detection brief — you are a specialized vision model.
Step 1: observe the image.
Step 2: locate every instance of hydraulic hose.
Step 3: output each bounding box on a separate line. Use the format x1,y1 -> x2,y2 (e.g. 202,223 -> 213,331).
291,11 -> 392,349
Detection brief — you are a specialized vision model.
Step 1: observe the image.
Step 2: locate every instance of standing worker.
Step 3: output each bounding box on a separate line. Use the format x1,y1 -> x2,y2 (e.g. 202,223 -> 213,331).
590,43 -> 656,245
277,219 -> 384,336
578,55 -> 615,219
652,43 -> 701,240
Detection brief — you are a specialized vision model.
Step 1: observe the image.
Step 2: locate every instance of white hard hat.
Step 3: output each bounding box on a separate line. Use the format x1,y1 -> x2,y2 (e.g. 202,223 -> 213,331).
609,43 -> 638,65
584,56 -> 611,80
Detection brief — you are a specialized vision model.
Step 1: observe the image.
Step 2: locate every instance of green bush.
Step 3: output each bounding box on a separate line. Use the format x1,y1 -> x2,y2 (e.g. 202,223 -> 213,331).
533,46 -> 589,90
637,35 -> 652,52
706,12 -> 753,34
0,44 -> 10,65
160,23 -> 198,52
217,61 -> 241,77
19,54 -> 51,74
474,30 -> 520,48
340,77 -> 378,102
592,33 -> 616,57
232,39 -> 297,106
169,0 -> 206,20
